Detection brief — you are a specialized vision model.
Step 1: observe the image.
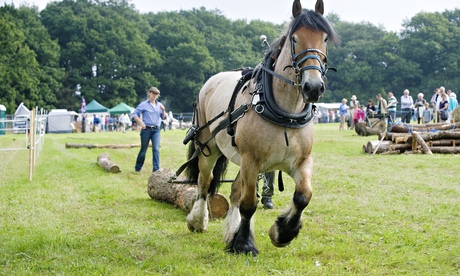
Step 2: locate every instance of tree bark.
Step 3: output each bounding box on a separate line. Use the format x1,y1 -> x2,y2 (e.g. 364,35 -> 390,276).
97,153 -> 121,173
147,168 -> 229,219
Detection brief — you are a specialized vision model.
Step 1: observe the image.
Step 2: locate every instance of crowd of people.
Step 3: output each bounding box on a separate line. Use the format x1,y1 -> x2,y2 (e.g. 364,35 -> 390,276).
337,86 -> 458,131
76,112 -> 134,133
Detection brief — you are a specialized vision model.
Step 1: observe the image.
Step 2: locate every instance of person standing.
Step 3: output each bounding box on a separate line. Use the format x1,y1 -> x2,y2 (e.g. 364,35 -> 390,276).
178,113 -> 184,129
375,94 -> 387,115
413,93 -> 426,124
448,93 -> 458,123
131,87 -> 167,173
438,92 -> 449,123
258,171 -> 275,209
366,99 -> 376,115
386,92 -> 397,124
349,95 -> 359,130
400,89 -> 414,123
168,111 -> 174,130
338,98 -> 348,131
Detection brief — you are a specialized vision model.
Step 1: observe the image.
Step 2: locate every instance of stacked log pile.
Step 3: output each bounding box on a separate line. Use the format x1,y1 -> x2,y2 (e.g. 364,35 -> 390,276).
363,123 -> 460,154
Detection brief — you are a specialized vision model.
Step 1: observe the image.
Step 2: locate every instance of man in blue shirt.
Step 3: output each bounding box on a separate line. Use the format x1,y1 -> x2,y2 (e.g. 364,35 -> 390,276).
131,87 -> 167,172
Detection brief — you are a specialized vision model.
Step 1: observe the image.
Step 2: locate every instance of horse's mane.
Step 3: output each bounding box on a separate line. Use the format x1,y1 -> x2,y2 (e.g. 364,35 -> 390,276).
266,8 -> 339,60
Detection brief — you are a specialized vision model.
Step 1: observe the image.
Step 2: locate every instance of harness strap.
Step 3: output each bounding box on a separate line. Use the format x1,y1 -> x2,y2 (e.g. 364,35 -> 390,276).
172,103 -> 250,181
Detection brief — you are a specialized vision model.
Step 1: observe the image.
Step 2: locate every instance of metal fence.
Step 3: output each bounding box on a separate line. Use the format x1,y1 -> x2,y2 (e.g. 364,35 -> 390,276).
0,107 -> 47,180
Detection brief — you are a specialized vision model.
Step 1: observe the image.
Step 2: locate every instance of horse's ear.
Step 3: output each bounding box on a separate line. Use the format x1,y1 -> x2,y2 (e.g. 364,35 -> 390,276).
292,0 -> 302,18
315,0 -> 324,15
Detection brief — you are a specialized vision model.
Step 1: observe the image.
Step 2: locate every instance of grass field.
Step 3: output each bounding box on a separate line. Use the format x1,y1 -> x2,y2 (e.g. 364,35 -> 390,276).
1,123 -> 459,275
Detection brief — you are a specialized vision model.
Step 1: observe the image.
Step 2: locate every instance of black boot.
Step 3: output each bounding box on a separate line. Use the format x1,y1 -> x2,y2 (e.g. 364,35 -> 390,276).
261,197 -> 274,209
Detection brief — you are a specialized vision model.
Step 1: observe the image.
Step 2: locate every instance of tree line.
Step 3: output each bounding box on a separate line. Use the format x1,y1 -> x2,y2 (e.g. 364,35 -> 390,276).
1,0 -> 459,113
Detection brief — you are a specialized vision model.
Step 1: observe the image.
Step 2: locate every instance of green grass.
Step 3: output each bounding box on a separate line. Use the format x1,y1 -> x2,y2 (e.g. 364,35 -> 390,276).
1,124 -> 459,275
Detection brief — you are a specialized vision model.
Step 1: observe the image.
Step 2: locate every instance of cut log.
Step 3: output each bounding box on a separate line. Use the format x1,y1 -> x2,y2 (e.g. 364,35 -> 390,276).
412,131 -> 432,154
429,147 -> 460,154
366,140 -> 391,154
147,168 -> 229,219
66,142 -> 143,149
428,139 -> 460,147
97,153 -> 121,173
389,123 -> 460,133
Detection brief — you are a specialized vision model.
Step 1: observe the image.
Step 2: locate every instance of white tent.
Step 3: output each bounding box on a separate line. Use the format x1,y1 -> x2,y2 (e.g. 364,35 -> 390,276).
13,102 -> 30,134
14,102 -> 30,117
46,109 -> 78,133
315,103 -> 341,112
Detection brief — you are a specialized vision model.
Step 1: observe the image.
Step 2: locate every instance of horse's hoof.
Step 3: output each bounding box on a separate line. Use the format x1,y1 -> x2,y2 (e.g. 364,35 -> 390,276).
269,225 -> 291,247
227,245 -> 259,256
186,216 -> 207,233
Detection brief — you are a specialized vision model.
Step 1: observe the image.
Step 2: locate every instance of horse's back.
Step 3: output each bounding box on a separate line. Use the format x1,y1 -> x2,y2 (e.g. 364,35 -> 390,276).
199,71 -> 243,121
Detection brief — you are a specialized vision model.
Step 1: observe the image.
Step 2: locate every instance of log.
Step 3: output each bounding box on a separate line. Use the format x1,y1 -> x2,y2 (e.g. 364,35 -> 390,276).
412,132 -> 432,154
429,147 -> 460,154
147,168 -> 229,219
366,140 -> 391,154
388,131 -> 460,144
97,153 -> 121,173
66,142 -> 142,149
427,139 -> 460,147
389,123 -> 460,133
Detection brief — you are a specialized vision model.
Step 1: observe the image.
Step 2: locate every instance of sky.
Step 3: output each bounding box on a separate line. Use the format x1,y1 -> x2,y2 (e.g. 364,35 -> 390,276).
1,0 -> 459,32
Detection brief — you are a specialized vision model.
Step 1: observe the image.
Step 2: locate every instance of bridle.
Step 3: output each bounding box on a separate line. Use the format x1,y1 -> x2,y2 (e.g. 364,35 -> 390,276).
260,35 -> 336,94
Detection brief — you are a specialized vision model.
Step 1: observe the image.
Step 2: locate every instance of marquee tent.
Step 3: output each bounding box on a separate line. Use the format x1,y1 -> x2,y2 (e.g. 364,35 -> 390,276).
109,102 -> 135,115
84,99 -> 109,113
46,109 -> 78,133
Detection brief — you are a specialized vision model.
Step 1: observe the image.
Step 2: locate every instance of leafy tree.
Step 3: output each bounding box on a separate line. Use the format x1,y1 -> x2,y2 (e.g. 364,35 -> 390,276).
40,0 -> 162,110
146,11 -> 216,112
0,8 -> 40,112
400,11 -> 460,93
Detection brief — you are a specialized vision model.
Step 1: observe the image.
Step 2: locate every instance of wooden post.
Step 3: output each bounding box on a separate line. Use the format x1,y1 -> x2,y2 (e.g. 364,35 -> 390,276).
28,108 -> 36,181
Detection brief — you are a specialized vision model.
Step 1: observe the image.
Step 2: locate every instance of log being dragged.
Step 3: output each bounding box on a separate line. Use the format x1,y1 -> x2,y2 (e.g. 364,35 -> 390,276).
147,168 -> 229,219
97,153 -> 121,173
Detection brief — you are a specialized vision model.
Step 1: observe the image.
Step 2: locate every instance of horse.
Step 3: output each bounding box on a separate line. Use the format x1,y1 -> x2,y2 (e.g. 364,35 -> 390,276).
183,0 -> 338,256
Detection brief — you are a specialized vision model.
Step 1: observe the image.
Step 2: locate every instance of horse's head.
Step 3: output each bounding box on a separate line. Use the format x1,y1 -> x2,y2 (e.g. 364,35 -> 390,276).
284,0 -> 338,103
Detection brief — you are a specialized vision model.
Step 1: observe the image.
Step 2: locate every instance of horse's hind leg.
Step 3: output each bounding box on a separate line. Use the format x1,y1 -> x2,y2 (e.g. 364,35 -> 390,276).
186,154 -> 218,232
224,164 -> 259,256
269,157 -> 313,247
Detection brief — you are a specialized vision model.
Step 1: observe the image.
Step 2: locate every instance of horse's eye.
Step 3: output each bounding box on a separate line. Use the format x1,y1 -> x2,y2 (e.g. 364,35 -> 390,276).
324,36 -> 329,43
292,37 -> 298,44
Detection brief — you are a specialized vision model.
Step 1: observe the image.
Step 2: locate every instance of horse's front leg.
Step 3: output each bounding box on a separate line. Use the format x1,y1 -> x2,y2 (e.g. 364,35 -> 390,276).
269,156 -> 313,247
186,155 -> 216,232
224,163 -> 259,256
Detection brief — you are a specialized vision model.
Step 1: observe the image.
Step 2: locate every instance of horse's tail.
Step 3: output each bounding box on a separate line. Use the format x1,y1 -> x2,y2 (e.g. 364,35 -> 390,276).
185,142 -> 228,196
209,155 -> 228,196
185,142 -> 200,185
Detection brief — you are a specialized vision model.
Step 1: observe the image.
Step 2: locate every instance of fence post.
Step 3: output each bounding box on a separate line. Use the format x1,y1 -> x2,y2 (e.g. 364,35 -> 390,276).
28,108 -> 36,181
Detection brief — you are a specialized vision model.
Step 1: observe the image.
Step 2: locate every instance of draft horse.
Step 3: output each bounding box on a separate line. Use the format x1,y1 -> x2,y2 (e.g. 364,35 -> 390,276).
184,0 -> 338,256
